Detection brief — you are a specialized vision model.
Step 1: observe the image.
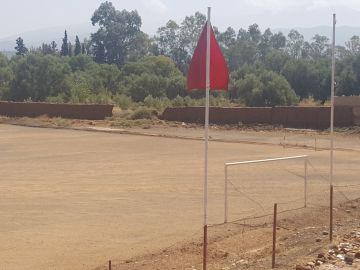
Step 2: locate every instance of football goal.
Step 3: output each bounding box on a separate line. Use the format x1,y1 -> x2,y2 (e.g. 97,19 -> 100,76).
224,155 -> 309,223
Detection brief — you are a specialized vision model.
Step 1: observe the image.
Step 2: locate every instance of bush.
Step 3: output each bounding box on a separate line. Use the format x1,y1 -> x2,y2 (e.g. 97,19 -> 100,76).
143,95 -> 171,110
231,70 -> 299,107
45,94 -> 66,103
113,94 -> 133,109
87,91 -> 113,104
131,108 -> 156,120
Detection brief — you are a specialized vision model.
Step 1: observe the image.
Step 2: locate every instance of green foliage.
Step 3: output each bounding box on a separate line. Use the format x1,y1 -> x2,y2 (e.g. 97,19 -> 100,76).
156,12 -> 206,73
143,95 -> 171,110
68,55 -> 96,72
131,107 -> 156,120
231,69 -> 299,106
0,53 -> 13,99
60,30 -> 69,56
9,54 -> 71,101
15,37 -> 28,56
113,94 -> 132,109
122,56 -> 186,101
3,7 -> 360,108
91,1 -> 143,67
74,36 -> 81,56
68,73 -> 92,103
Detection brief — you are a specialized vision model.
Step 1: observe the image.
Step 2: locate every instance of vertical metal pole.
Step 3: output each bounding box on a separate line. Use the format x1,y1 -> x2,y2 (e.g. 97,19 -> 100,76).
203,225 -> 208,269
330,185 -> 333,242
109,260 -> 112,270
203,7 -> 211,270
330,14 -> 336,186
304,158 -> 308,208
329,15 -> 336,245
272,203 -> 278,269
224,164 -> 228,223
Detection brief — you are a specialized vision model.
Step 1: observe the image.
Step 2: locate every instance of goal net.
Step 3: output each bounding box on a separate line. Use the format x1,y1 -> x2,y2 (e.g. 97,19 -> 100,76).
224,155 -> 311,223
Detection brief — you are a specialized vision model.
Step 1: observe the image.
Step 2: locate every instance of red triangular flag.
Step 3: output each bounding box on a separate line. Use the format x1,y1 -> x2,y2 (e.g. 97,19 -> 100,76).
187,22 -> 229,91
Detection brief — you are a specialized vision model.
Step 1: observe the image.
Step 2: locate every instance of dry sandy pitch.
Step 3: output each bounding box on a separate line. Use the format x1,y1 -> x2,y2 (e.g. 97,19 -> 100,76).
1,124 -> 360,270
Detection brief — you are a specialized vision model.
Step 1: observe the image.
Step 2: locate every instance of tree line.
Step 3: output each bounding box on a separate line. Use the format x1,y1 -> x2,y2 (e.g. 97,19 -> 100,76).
2,1 -> 360,107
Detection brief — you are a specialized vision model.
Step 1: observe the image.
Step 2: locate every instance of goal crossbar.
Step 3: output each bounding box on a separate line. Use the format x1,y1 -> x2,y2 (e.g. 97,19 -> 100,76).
224,155 -> 309,223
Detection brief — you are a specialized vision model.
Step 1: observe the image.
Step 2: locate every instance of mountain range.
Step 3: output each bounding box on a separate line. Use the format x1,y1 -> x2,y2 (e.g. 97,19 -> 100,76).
1,24 -> 360,53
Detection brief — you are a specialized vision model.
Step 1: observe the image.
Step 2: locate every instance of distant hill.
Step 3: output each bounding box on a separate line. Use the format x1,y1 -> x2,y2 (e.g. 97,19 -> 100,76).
1,24 -> 360,52
0,23 -> 95,52
275,26 -> 360,45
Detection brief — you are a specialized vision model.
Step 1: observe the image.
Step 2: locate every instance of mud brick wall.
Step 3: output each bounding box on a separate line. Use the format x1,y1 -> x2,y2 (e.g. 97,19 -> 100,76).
161,106 -> 354,129
0,102 -> 113,120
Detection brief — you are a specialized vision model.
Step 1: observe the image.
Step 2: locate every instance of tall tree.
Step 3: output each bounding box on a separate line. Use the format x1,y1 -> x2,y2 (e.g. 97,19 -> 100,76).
248,24 -> 262,44
93,41 -> 106,63
179,11 -> 206,54
74,36 -> 81,55
51,41 -> 57,54
287,30 -> 304,59
346,35 -> 360,54
91,1 -> 142,67
218,27 -> 236,49
60,30 -> 69,56
15,37 -> 28,56
81,43 -> 86,55
68,42 -> 73,57
156,20 -> 188,72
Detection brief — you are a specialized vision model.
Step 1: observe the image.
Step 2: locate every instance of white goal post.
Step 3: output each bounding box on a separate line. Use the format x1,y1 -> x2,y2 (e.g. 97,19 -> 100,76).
224,155 -> 309,223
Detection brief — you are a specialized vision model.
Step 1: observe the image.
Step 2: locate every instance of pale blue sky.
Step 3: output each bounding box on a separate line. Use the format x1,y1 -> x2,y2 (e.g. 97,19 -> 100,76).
1,0 -> 360,38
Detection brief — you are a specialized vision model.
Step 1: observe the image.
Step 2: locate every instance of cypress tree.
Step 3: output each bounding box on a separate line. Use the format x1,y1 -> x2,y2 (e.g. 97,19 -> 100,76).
15,37 -> 28,56
81,43 -> 86,55
60,30 -> 69,56
74,35 -> 81,55
68,42 -> 73,57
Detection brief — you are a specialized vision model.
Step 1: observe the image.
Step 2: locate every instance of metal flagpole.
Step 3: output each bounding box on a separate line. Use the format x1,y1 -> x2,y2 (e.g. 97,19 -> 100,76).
203,6 -> 211,270
204,6 -> 211,228
330,14 -> 336,186
329,13 -> 336,243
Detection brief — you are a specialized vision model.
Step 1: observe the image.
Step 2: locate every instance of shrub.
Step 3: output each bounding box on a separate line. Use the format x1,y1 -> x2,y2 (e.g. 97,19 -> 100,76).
113,94 -> 133,109
131,108 -> 156,120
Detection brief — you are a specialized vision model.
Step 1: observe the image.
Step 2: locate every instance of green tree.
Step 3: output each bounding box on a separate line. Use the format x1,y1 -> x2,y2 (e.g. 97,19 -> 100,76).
264,50 -> 289,73
309,34 -> 330,60
122,56 -> 185,101
9,54 -> 71,101
270,32 -> 286,50
60,30 -> 69,56
218,27 -> 236,49
91,1 -> 142,67
248,24 -> 262,44
180,11 -> 207,54
15,37 -> 28,56
51,41 -> 57,53
0,53 -> 13,99
156,20 -> 188,73
287,30 -> 304,58
68,42 -> 73,57
346,35 -> 360,55
74,35 -> 81,55
231,69 -> 298,106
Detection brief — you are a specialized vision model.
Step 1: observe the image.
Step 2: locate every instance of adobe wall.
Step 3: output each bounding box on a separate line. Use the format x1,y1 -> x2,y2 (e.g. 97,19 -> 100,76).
0,102 -> 113,120
161,106 -> 354,129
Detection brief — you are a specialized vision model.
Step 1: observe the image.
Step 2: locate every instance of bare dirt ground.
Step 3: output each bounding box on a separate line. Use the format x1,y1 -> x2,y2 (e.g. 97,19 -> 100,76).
1,119 -> 360,270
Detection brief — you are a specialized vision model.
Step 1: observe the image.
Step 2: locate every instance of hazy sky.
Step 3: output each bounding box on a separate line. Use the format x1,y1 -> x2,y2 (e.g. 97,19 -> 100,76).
1,0 -> 360,38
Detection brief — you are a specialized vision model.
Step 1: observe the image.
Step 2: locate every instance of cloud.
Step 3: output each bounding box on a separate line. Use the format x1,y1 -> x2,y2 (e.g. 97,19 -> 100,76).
310,0 -> 360,10
141,0 -> 168,14
244,0 -> 360,12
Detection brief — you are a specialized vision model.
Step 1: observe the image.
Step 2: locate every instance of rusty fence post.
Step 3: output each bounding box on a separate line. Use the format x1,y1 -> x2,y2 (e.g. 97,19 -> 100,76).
330,185 -> 333,242
203,225 -> 208,270
272,203 -> 278,268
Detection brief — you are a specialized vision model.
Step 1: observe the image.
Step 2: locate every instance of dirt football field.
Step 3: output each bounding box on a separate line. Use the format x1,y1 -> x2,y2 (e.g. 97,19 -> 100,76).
1,124 -> 360,270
